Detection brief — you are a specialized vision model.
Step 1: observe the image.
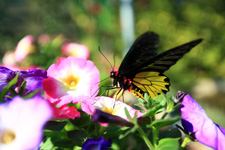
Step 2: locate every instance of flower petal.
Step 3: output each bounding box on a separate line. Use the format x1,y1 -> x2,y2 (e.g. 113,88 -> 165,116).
51,104 -> 81,120
0,96 -> 52,150
81,96 -> 143,127
14,35 -> 35,63
43,77 -> 67,98
92,109 -> 134,127
82,137 -> 111,150
0,66 -> 47,99
61,43 -> 90,59
178,92 -> 225,150
93,96 -> 143,120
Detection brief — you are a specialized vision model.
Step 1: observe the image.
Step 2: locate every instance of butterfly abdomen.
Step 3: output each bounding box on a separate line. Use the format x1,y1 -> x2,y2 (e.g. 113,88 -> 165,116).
128,85 -> 145,99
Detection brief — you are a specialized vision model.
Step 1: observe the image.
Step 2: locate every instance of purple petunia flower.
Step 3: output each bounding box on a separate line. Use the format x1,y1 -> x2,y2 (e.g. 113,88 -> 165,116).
176,91 -> 225,150
0,66 -> 47,99
0,96 -> 52,150
82,137 -> 111,150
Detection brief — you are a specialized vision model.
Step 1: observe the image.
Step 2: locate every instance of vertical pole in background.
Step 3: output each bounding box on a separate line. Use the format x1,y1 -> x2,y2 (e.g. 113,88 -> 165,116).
119,0 -> 135,56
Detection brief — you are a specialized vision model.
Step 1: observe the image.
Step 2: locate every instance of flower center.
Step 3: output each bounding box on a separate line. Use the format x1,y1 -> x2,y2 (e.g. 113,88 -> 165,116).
65,75 -> 80,90
103,107 -> 113,114
0,129 -> 16,144
102,106 -> 119,115
71,50 -> 79,57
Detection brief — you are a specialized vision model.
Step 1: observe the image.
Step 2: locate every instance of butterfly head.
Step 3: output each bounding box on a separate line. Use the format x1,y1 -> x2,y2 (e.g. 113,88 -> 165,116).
110,71 -> 117,78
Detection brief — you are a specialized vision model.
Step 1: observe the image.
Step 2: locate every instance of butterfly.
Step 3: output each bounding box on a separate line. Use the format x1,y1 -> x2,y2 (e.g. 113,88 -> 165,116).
110,31 -> 203,99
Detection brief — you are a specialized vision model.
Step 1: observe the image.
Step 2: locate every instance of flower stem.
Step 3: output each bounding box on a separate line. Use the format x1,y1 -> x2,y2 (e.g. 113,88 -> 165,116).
180,136 -> 191,150
136,124 -> 155,150
152,126 -> 159,147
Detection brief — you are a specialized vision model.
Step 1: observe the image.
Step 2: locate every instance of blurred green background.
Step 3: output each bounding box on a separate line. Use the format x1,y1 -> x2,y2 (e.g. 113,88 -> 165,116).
0,0 -> 225,127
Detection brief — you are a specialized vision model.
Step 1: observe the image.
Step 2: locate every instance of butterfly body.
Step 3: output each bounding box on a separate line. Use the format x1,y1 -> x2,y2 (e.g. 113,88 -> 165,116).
110,71 -> 132,91
110,31 -> 203,99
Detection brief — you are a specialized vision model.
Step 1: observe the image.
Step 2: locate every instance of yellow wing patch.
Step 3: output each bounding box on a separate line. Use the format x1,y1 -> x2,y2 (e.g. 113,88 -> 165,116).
132,71 -> 170,98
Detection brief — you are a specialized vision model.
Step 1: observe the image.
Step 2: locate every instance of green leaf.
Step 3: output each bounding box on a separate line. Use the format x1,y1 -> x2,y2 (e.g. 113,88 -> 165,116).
19,81 -> 26,96
0,72 -> 20,101
44,130 -> 67,139
119,128 -> 134,139
23,88 -> 40,99
138,97 -> 144,104
67,130 -> 88,146
156,138 -> 179,150
124,107 -> 132,122
44,121 -> 68,131
166,96 -> 174,113
142,104 -> 164,117
133,111 -> 138,123
145,93 -> 154,108
159,128 -> 182,139
144,92 -> 150,100
9,87 -> 17,96
68,102 -> 81,109
153,93 -> 167,106
40,137 -> 54,150
147,117 -> 181,129
104,126 -> 123,138
52,137 -> 76,148
104,126 -> 134,139
69,112 -> 93,128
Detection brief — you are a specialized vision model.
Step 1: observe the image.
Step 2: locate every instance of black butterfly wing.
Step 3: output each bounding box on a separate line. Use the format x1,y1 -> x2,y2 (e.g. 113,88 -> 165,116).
130,38 -> 203,98
136,38 -> 203,73
118,31 -> 159,76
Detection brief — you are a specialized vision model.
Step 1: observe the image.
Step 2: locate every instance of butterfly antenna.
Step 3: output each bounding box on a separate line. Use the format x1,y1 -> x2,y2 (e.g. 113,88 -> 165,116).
112,53 -> 116,71
98,46 -> 113,70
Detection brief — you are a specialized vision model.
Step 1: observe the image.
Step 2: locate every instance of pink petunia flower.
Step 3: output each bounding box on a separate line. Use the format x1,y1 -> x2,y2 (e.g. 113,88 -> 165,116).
61,43 -> 90,59
38,34 -> 51,46
43,57 -> 100,107
82,96 -> 143,126
0,96 -> 52,150
50,103 -> 81,120
14,35 -> 35,63
2,51 -> 16,66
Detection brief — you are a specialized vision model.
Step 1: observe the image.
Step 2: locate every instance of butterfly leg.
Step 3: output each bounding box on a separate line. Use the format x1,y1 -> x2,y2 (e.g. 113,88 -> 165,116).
96,85 -> 114,97
96,85 -> 117,97
112,88 -> 126,108
91,86 -> 101,97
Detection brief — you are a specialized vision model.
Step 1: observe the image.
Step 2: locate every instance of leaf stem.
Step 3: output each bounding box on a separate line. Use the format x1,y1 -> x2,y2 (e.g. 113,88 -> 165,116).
161,112 -> 168,119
